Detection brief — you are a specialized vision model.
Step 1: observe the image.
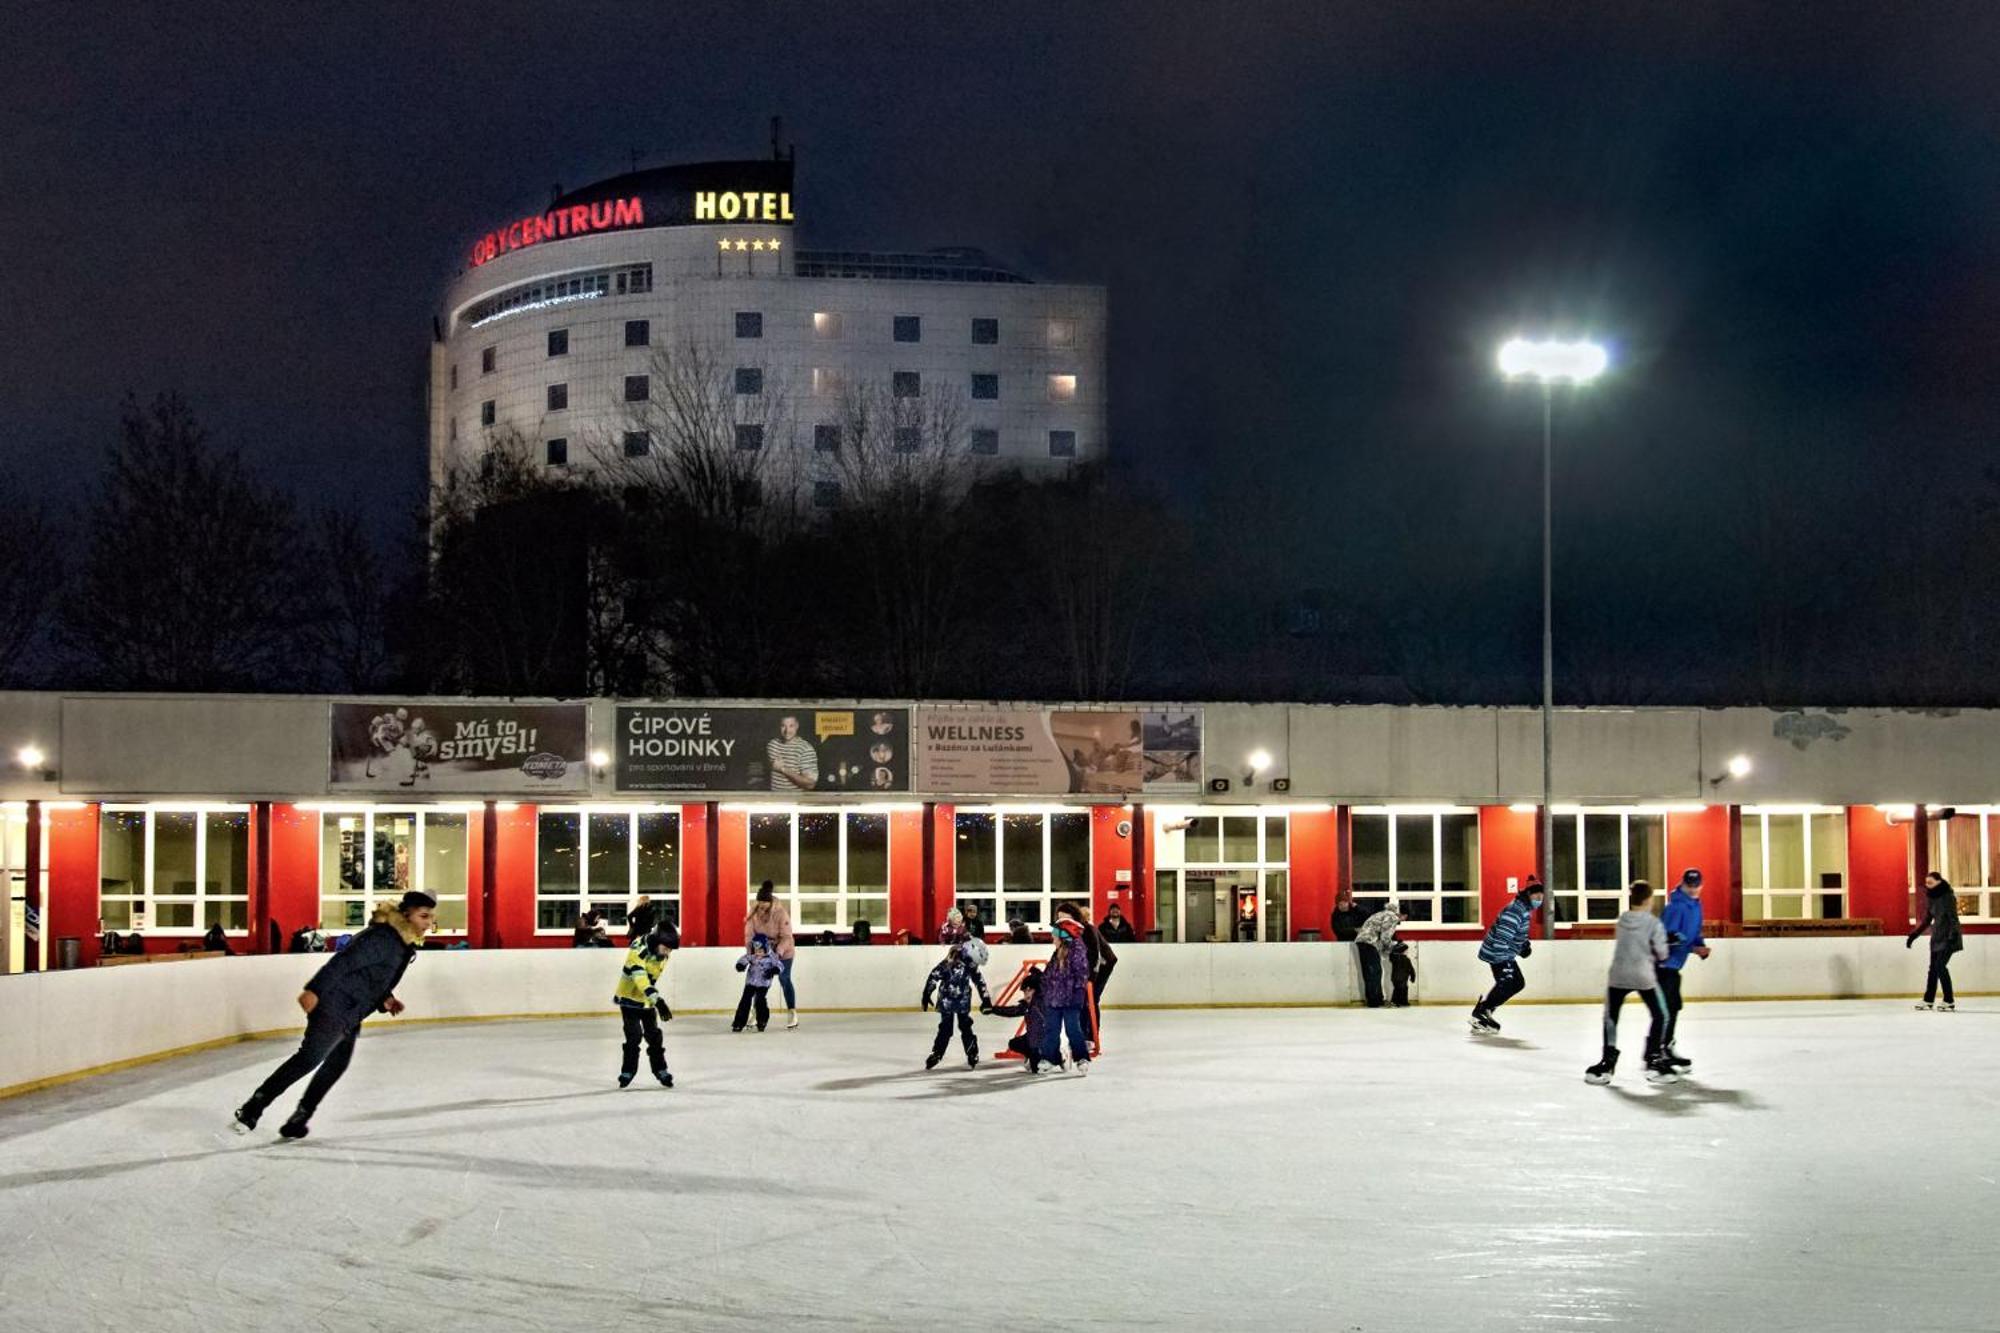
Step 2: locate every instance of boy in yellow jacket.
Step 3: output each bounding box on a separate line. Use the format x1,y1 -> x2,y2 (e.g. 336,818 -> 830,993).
614,926 -> 676,1088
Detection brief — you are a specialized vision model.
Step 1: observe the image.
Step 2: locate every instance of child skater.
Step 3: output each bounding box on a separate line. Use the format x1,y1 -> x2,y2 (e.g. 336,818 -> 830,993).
1585,881 -> 1678,1086
1471,876 -> 1544,1033
921,939 -> 993,1069
613,925 -> 676,1088
985,965 -> 1049,1073
1040,917 -> 1095,1074
733,933 -> 783,1032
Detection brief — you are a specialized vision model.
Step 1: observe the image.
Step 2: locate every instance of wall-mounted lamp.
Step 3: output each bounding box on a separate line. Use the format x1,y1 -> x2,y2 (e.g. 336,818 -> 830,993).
588,748 -> 612,770
1244,749 -> 1273,786
1709,754 -> 1753,788
14,744 -> 54,781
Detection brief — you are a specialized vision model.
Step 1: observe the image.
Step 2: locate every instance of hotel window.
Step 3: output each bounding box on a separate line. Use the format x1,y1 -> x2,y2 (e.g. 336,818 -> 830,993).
892,371 -> 921,399
536,808 -> 681,933
624,374 -> 650,403
814,423 -> 842,454
319,808 -> 470,935
735,424 -> 764,452
1740,808 -> 1847,920
481,346 -> 496,373
952,810 -> 1091,931
1048,430 -> 1077,458
547,328 -> 568,357
623,431 -> 651,458
1047,317 -> 1076,349
546,438 -> 568,467
749,810 -> 890,930
614,264 -> 653,295
1349,808 -> 1481,926
970,428 -> 999,456
480,401 -> 495,427
735,367 -> 764,395
893,315 -> 922,343
812,367 -> 841,397
971,317 -> 999,345
1543,810 -> 1667,924
971,373 -> 999,400
625,319 -> 650,347
813,311 -> 841,339
99,806 -> 253,935
814,480 -> 841,509
547,383 -> 568,411
1048,373 -> 1078,402
736,311 -> 763,339
893,426 -> 922,453
1925,808 -> 2000,921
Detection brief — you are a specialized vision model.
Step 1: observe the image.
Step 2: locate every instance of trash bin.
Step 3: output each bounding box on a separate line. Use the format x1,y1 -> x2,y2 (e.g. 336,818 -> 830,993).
1299,929 -> 1322,942
57,937 -> 82,970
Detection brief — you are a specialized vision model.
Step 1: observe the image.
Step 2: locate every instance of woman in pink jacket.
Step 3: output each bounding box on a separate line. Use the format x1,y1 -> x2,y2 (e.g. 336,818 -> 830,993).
745,881 -> 799,1028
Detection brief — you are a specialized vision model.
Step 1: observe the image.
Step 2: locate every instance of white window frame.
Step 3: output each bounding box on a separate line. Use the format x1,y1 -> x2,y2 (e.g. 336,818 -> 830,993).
100,803 -> 253,937
746,807 -> 894,932
1740,806 -> 1847,920
952,805 -> 1094,931
535,805 -> 684,936
316,805 -> 473,937
1926,807 -> 1999,923
1349,805 -> 1481,930
1546,806 -> 1672,927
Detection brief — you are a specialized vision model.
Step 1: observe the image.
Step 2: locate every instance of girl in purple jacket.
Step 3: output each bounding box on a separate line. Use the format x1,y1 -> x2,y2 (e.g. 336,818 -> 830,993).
1039,918 -> 1095,1074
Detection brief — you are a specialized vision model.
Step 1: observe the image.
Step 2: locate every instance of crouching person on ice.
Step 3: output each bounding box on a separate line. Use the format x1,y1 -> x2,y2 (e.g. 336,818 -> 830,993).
1585,881 -> 1679,1087
615,925 -> 677,1088
233,890 -> 436,1139
921,940 -> 993,1070
983,965 -> 1049,1073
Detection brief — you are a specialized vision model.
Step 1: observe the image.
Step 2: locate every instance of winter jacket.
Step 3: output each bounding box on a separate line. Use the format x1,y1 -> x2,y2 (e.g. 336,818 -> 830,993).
1329,904 -> 1370,942
1608,910 -> 1670,989
1099,915 -> 1137,944
736,951 -> 784,989
304,905 -> 422,1023
1356,909 -> 1402,950
922,955 -> 993,1014
1041,935 -> 1094,1008
744,903 -> 796,960
614,941 -> 668,1009
1478,896 -> 1538,965
988,981 -> 1049,1051
1910,884 -> 1964,956
1659,889 -> 1706,971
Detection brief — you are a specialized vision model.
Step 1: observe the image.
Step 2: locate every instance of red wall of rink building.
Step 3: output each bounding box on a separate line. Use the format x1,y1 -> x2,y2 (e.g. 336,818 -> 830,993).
4,693 -> 1997,971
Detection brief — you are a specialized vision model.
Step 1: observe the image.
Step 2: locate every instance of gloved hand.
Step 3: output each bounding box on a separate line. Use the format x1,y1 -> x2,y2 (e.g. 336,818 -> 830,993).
980,1004 -> 994,1015
1519,941 -> 1533,958
655,1000 -> 672,1022
1906,934 -> 1917,949
921,998 -> 932,1012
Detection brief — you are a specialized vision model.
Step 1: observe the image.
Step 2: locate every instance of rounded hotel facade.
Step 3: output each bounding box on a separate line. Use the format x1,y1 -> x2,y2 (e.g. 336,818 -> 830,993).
429,158 -> 1109,493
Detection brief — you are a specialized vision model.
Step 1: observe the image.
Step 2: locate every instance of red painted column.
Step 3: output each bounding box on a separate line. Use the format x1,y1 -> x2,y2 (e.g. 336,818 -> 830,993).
267,804 -> 320,947
249,802 -> 271,953
1131,802 -> 1150,939
716,806 -> 746,947
490,803 -> 539,948
1478,806 -> 1538,927
889,807 -> 924,939
44,803 -> 100,968
1666,806 -> 1736,928
1847,804 -> 1912,934
22,800 -> 42,971
1090,804 -> 1129,924
677,803 -> 710,948
1288,807 -> 1337,940
930,803 -> 956,935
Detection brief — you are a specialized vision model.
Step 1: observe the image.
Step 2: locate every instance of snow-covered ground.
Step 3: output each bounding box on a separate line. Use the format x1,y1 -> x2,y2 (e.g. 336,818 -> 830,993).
1,1001 -> 1994,1332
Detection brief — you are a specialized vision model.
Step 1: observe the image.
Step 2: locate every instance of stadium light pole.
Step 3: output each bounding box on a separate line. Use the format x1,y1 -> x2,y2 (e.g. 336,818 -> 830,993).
1497,336 -> 1608,939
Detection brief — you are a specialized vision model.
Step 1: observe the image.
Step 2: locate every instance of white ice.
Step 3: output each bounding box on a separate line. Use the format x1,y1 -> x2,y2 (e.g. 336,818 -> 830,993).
0,1001 -> 1994,1332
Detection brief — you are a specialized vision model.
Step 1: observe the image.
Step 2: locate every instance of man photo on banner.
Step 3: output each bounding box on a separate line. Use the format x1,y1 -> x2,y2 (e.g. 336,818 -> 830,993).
767,714 -> 820,792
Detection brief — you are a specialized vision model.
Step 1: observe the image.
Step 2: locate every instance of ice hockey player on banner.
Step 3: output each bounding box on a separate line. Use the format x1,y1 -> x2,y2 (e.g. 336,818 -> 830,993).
614,924 -> 677,1088
1585,881 -> 1679,1086
1471,876 -> 1543,1033
1658,868 -> 1712,1069
921,939 -> 993,1069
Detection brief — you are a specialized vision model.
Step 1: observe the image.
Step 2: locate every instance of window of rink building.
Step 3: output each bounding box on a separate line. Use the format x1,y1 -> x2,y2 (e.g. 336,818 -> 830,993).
536,807 -> 680,934
1349,808 -> 1479,927
952,809 -> 1091,933
319,807 -> 470,935
1924,808 -> 2000,921
748,809 -> 888,932
1548,809 -> 1667,924
99,805 -> 252,935
1740,807 -> 1847,920
1154,810 -> 1291,942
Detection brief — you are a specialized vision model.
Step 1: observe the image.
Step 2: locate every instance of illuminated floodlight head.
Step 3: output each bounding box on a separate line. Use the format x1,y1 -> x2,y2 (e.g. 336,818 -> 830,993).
588,748 -> 612,770
1497,337 -> 1608,385
16,744 -> 46,769
1726,754 -> 1753,780
1247,749 -> 1274,773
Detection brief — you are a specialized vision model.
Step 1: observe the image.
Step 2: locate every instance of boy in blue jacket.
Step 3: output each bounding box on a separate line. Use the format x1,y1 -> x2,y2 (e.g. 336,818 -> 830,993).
1657,868 -> 1711,1069
1471,877 -> 1544,1033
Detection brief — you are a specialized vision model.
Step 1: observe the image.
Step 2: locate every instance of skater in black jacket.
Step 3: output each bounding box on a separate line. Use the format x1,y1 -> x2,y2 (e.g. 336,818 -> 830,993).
1908,873 -> 1963,1011
233,891 -> 435,1139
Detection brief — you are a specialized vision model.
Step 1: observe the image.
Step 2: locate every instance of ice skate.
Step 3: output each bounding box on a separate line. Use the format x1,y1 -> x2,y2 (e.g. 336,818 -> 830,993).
1644,1057 -> 1680,1085
231,1101 -> 264,1135
1664,1046 -> 1692,1071
278,1112 -> 312,1139
1914,1002 -> 1934,1011
786,1010 -> 799,1029
1937,1002 -> 1956,1013
1585,1048 -> 1619,1085
618,1071 -> 636,1088
966,1053 -> 979,1069
924,1053 -> 942,1070
1469,1008 -> 1501,1034
655,1070 -> 674,1088
1073,1060 -> 1089,1077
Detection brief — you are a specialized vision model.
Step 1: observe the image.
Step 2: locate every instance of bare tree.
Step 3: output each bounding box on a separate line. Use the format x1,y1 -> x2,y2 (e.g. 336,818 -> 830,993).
303,505 -> 397,691
0,479 -> 62,685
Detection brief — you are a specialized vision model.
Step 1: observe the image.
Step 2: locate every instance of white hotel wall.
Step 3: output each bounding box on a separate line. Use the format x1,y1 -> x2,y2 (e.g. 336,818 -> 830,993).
5,940 -> 1994,1095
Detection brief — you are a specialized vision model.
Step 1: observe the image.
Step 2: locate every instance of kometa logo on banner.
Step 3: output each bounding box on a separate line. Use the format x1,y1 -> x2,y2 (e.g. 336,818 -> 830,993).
618,705 -> 908,792
329,703 -> 588,792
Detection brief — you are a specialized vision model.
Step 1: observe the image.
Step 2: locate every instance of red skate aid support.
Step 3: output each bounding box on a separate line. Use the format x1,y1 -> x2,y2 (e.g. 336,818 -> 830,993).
991,959 -> 1101,1062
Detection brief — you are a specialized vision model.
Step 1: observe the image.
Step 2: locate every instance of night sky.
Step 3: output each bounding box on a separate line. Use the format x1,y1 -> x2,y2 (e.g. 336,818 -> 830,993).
4,2 -> 1996,696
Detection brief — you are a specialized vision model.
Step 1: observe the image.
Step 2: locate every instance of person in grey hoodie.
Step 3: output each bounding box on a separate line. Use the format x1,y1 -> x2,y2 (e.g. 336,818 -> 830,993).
1585,882 -> 1677,1086
1908,873 -> 1963,1012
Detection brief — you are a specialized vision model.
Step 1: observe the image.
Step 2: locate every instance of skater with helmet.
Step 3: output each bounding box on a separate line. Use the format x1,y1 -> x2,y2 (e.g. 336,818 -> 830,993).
1584,881 -> 1678,1085
1040,917 -> 1095,1074
1657,868 -> 1712,1070
920,939 -> 993,1069
1908,872 -> 1963,1011
613,923 -> 677,1088
1471,876 -> 1544,1033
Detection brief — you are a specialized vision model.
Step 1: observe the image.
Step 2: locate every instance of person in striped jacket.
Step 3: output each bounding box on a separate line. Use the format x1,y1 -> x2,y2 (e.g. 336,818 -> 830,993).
1471,877 -> 1545,1033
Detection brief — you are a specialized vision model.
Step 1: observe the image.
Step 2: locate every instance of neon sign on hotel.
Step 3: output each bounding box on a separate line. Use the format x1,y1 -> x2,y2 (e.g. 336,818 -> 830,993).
470,197 -> 645,267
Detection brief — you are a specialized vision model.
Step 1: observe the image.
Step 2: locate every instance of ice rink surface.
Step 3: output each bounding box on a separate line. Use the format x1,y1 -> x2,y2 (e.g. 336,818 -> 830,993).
2,1000 -> 1996,1332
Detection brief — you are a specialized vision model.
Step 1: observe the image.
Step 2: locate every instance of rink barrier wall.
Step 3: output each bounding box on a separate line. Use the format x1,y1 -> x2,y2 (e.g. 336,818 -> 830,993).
2,938 -> 1994,1097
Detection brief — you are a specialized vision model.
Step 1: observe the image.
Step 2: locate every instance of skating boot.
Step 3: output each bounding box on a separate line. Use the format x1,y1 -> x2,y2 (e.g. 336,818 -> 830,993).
1469,1007 -> 1501,1034
1073,1060 -> 1089,1077
1584,1047 -> 1619,1085
1937,1002 -> 1956,1013
1664,1045 -> 1693,1071
967,1052 -> 979,1069
618,1071 -> 636,1088
1914,1001 -> 1933,1011
655,1069 -> 674,1088
231,1099 -> 265,1135
1644,1056 -> 1680,1085
278,1111 -> 312,1139
924,1053 -> 942,1070
786,1010 -> 800,1029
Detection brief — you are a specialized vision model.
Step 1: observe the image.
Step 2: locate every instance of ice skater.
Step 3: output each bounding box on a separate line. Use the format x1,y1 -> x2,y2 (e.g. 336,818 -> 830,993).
1355,899 -> 1403,1008
614,925 -> 676,1088
1657,868 -> 1711,1070
733,934 -> 783,1032
921,940 -> 993,1069
233,890 -> 436,1139
1471,876 -> 1543,1033
985,965 -> 1049,1073
1908,872 -> 1962,1012
1585,881 -> 1678,1085
745,882 -> 800,1028
1040,917 -> 1095,1074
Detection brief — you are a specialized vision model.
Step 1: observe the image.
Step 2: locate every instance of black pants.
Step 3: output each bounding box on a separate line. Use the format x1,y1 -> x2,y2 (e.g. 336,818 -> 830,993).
1091,962 -> 1114,1028
1356,944 -> 1384,1007
1926,955 -> 1956,1005
1479,960 -> 1525,1012
1389,951 -> 1414,1006
931,1010 -> 978,1061
248,1008 -> 362,1119
619,1005 -> 667,1076
733,985 -> 771,1031
1006,1033 -> 1041,1070
1602,986 -> 1669,1060
1657,968 -> 1684,1046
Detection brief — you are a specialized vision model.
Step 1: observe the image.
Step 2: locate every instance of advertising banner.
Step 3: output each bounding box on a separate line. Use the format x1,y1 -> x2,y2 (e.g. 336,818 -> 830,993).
617,705 -> 910,793
913,707 -> 1204,796
329,702 -> 588,792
